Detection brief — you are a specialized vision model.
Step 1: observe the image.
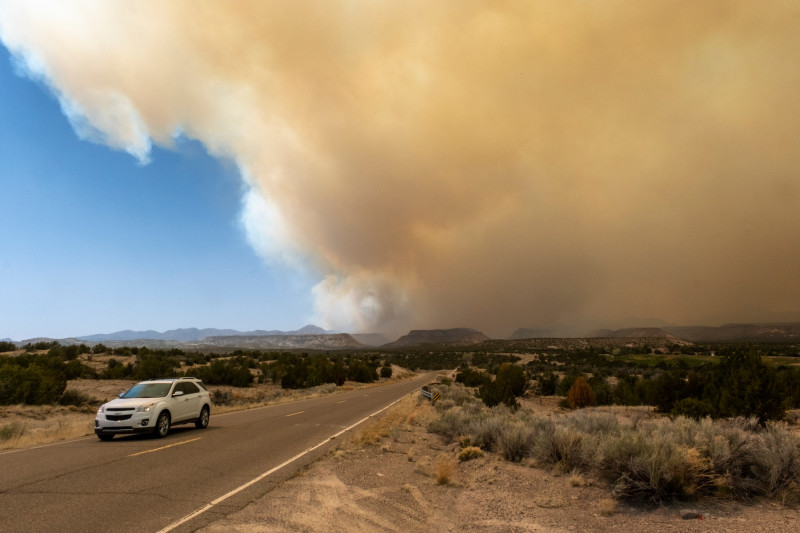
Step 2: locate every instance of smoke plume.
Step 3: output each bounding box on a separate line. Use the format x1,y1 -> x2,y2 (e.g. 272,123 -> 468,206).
2,1 -> 799,337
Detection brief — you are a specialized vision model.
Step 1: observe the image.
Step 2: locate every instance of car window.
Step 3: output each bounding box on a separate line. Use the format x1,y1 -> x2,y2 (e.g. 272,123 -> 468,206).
122,383 -> 171,398
182,382 -> 200,394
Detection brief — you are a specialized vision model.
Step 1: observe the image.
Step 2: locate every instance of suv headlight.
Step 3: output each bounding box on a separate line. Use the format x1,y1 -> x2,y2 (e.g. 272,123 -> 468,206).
136,402 -> 156,413
97,404 -> 105,414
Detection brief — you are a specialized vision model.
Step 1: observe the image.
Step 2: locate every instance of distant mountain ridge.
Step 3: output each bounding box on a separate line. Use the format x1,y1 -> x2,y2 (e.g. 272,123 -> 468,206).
382,328 -> 490,348
202,333 -> 364,350
589,323 -> 800,343
77,324 -> 329,343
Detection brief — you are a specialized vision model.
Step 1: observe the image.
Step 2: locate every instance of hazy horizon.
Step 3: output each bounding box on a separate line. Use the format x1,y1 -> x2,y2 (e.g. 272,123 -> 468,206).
3,1 -> 800,341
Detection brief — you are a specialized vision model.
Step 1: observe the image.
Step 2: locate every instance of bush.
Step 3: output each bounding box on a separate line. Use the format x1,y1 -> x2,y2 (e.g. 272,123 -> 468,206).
469,412 -> 507,451
59,389 -> 92,407
348,361 -> 377,383
427,384 -> 800,504
0,361 -> 66,405
497,422 -> 534,462
133,352 -> 178,381
671,398 -> 714,419
458,446 -> 484,462
194,359 -> 254,387
380,364 -> 393,378
567,377 -> 593,409
436,456 -> 454,485
0,421 -> 26,442
532,422 -> 591,472
212,389 -> 233,406
428,406 -> 478,443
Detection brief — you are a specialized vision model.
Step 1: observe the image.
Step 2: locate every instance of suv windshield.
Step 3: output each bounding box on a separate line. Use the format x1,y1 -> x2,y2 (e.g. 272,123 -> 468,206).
121,382 -> 172,399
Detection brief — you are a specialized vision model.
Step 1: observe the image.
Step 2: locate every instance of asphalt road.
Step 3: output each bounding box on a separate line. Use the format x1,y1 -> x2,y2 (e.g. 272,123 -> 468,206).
0,373 -> 434,533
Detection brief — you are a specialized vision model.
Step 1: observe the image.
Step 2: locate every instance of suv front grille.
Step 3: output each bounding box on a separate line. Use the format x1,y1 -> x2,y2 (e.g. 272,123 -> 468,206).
106,414 -> 133,421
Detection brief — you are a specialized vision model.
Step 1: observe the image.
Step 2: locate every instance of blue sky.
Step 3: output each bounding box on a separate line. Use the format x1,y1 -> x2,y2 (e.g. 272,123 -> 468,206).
0,46 -> 314,340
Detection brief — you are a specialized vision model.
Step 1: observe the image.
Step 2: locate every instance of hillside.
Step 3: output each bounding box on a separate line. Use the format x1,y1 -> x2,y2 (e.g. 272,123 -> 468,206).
382,328 -> 490,349
202,333 -> 365,350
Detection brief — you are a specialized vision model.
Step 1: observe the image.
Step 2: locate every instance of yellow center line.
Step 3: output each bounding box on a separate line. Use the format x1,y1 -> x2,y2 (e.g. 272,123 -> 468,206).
285,411 -> 305,417
128,437 -> 202,457
337,401 -> 345,404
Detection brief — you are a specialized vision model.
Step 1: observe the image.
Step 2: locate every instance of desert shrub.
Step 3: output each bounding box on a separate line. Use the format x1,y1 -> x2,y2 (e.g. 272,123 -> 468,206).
0,421 -> 26,442
435,385 -> 481,411
212,389 -> 233,406
0,361 -> 66,405
437,456 -> 454,485
427,407 -> 475,444
102,357 -> 133,379
59,389 -> 92,407
567,377 -> 594,409
427,384 -> 800,503
469,411 -> 508,451
598,431 -> 686,502
498,421 -> 534,462
759,422 -> 800,502
565,410 -> 620,436
379,364 -> 393,378
458,446 -> 484,462
532,422 -> 592,471
195,359 -> 254,387
671,397 -> 714,419
64,359 -> 95,380
133,352 -> 178,380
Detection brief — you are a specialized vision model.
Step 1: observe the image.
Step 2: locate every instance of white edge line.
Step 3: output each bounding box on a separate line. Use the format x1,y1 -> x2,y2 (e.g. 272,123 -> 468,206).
157,393 -> 410,533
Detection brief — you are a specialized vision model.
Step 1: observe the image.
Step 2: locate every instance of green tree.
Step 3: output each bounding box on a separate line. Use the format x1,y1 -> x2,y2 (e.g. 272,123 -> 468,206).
712,351 -> 784,423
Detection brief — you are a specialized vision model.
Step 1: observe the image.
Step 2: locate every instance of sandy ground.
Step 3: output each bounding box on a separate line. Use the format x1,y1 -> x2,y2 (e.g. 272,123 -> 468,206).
199,395 -> 800,533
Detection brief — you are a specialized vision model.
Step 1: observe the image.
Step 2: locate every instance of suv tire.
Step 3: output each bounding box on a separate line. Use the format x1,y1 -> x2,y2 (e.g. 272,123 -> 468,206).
156,411 -> 170,438
195,406 -> 210,429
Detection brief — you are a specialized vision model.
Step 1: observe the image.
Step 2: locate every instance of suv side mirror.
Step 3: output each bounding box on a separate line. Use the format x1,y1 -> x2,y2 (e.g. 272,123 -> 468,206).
172,390 -> 184,397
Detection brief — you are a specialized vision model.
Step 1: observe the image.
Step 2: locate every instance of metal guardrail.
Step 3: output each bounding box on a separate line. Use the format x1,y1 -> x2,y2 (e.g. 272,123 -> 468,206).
420,384 -> 440,402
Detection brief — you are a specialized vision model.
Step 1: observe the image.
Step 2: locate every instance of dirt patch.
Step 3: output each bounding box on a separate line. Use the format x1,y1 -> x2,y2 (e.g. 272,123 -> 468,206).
199,396 -> 800,532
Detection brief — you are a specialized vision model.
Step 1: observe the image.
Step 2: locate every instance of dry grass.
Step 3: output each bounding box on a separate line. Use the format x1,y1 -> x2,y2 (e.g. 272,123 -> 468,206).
596,497 -> 618,516
437,456 -> 454,485
344,395 -> 428,454
0,405 -> 95,450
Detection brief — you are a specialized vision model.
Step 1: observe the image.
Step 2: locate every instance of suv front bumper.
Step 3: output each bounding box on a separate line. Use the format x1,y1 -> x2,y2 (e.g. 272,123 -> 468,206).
95,412 -> 156,435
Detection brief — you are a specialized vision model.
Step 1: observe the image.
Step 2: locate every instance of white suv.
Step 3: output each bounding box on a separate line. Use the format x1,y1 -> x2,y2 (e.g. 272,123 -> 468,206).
95,377 -> 211,440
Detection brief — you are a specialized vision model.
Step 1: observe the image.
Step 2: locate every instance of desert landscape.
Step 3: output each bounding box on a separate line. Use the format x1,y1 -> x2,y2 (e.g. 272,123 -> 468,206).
3,356 -> 799,532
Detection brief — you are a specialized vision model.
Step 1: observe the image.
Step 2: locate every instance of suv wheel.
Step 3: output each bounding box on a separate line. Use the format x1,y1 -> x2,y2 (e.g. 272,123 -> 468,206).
155,411 -> 170,438
195,406 -> 210,429
97,433 -> 114,441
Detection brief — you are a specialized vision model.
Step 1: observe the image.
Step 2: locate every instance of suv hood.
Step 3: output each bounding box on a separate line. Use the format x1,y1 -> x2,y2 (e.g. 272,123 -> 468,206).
103,397 -> 164,409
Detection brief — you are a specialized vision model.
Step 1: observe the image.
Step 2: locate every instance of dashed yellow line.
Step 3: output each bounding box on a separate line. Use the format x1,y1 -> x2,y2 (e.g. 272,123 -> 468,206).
285,411 -> 304,417
128,437 -> 202,457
